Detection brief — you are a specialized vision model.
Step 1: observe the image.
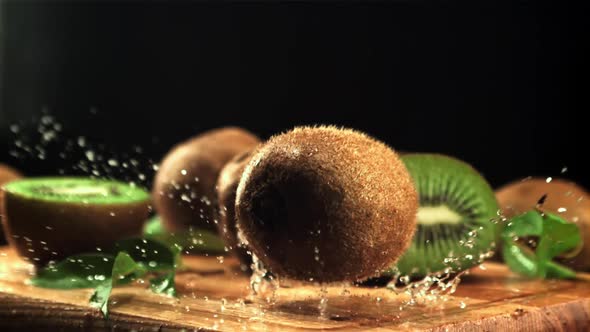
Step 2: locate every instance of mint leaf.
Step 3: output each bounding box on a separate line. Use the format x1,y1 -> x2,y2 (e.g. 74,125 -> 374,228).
111,251 -> 147,283
91,251 -> 150,318
502,210 -> 580,279
30,236 -> 181,319
90,280 -> 113,318
150,272 -> 176,297
31,254 -> 114,289
143,216 -> 226,254
113,238 -> 176,271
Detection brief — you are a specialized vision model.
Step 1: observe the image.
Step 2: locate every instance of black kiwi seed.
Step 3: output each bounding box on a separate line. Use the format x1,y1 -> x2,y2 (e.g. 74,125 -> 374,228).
216,149 -> 256,272
235,126 -> 418,283
153,127 -> 260,233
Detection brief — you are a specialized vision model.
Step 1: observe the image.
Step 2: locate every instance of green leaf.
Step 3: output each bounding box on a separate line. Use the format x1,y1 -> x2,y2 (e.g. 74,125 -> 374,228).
111,251 -> 147,284
30,235 -> 181,320
91,251 -> 150,318
89,280 -> 113,319
30,254 -> 114,289
113,238 -> 177,271
502,210 -> 580,279
150,272 -> 176,297
143,215 -> 165,236
143,216 -> 226,254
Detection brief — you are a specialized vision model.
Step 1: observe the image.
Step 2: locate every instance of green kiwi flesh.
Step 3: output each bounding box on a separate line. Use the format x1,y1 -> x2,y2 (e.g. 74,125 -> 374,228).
236,126 -> 418,283
1,177 -> 150,266
393,154 -> 499,277
152,127 -> 260,233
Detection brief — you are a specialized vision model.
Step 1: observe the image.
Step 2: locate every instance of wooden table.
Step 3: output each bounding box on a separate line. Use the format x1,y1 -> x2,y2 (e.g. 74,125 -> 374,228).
1,246 -> 589,331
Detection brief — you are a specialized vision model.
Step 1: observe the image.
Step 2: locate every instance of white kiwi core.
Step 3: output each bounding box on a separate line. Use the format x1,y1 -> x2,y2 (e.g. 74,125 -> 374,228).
417,205 -> 463,225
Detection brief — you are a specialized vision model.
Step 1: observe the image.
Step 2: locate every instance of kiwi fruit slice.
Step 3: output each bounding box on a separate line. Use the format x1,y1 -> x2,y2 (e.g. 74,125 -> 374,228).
216,150 -> 255,271
236,126 -> 418,283
496,178 -> 590,271
1,177 -> 150,266
153,127 -> 260,233
0,164 -> 23,244
393,154 -> 499,278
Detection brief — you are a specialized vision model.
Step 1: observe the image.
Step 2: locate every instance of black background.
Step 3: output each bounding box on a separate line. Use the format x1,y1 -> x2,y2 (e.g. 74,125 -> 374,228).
1,1 -> 588,189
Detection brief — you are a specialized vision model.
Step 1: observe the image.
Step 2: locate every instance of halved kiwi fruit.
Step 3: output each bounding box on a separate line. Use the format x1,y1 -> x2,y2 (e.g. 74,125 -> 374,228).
1,177 -> 150,266
152,127 -> 260,233
236,126 -> 418,282
393,154 -> 499,277
0,164 -> 23,244
216,150 -> 255,271
496,178 -> 590,271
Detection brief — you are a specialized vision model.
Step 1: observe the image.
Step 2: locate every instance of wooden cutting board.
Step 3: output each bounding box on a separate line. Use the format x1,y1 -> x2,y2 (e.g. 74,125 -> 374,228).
1,246 -> 589,331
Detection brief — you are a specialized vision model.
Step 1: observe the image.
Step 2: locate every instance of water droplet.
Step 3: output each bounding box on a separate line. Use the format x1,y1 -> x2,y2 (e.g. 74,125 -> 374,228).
77,137 -> 86,147
85,150 -> 95,162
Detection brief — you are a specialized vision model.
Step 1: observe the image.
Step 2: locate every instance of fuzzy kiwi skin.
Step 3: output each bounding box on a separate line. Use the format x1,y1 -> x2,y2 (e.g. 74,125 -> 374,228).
0,164 -> 23,244
496,178 -> 590,271
153,127 -> 260,233
1,185 -> 150,267
236,126 -> 418,283
216,150 -> 255,271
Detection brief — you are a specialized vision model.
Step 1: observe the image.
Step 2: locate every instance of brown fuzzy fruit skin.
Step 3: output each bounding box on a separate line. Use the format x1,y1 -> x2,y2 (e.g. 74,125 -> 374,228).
496,178 -> 590,271
153,127 -> 260,233
236,126 -> 418,283
216,150 -> 255,271
0,164 -> 23,243
1,190 -> 150,267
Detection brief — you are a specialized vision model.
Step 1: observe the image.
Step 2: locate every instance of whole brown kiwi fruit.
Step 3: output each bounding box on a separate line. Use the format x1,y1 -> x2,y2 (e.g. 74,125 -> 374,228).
153,127 -> 260,232
0,164 -> 23,244
216,149 -> 255,271
235,126 -> 418,283
496,178 -> 590,271
2,177 -> 150,267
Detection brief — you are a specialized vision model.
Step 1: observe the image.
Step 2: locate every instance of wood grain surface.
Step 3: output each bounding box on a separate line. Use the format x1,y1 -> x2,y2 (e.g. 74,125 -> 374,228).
1,246 -> 590,331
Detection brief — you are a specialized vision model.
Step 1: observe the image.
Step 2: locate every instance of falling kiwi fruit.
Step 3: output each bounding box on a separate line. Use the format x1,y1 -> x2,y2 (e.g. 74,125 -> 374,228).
496,178 -> 590,271
153,127 -> 260,233
392,154 -> 499,278
216,149 -> 255,272
236,126 -> 418,283
1,177 -> 150,266
0,164 -> 23,244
